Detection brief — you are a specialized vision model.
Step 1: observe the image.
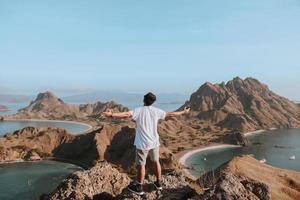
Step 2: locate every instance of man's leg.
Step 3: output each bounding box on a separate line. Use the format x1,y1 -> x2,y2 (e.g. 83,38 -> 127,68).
152,160 -> 162,181
149,147 -> 163,190
128,149 -> 147,195
137,164 -> 146,184
135,149 -> 148,184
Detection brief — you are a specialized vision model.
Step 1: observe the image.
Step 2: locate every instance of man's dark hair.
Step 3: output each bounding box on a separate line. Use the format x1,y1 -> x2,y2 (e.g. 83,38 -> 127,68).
144,92 -> 156,106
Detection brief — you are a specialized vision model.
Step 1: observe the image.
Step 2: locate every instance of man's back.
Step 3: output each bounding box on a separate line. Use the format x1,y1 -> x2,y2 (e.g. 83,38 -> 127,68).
130,106 -> 166,150
102,93 -> 190,195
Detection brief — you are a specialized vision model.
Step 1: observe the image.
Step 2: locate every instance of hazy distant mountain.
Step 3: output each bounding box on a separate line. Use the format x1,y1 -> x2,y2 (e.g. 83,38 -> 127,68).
181,77 -> 300,131
62,91 -> 187,105
13,91 -> 128,120
0,94 -> 32,103
0,105 -> 9,111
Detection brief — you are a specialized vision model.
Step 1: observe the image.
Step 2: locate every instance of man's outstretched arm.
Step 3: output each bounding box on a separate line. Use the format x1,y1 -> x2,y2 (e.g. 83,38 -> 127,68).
102,109 -> 132,119
165,107 -> 190,118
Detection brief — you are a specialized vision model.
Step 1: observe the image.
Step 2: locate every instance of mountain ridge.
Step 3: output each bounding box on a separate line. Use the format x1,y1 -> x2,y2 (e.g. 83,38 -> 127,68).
181,77 -> 300,131
12,91 -> 128,120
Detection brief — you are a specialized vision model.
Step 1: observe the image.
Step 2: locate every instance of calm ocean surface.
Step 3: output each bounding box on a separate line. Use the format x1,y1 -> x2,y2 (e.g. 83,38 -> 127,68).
0,161 -> 81,200
185,128 -> 300,177
0,120 -> 90,136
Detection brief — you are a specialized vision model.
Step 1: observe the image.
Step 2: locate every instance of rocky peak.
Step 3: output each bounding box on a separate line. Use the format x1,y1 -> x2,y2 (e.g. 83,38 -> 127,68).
43,162 -> 198,200
198,155 -> 300,200
181,77 -> 300,132
196,82 -> 226,96
14,91 -> 128,120
35,91 -> 64,103
226,77 -> 269,95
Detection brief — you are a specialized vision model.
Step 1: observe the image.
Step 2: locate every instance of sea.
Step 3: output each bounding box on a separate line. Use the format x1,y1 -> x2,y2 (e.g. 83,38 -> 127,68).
185,128 -> 300,177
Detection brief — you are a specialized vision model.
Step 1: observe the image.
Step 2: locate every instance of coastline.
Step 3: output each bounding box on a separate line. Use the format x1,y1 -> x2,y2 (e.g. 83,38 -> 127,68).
178,144 -> 241,180
178,144 -> 241,166
0,157 -> 86,170
243,129 -> 266,137
178,128 -> 284,180
0,118 -> 93,168
2,118 -> 93,134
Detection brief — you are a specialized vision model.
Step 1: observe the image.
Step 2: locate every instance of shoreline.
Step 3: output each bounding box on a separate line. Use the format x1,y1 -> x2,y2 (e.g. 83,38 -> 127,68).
178,144 -> 241,180
2,118 -> 93,134
178,128 -> 283,180
0,157 -> 86,170
178,144 -> 241,167
243,129 -> 266,137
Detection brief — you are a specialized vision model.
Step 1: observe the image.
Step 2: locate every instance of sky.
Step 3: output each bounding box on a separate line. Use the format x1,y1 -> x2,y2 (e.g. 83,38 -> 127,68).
0,0 -> 300,100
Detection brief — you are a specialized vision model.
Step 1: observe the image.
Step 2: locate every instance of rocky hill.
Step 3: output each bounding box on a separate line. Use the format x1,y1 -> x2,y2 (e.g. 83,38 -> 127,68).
43,155 -> 300,200
11,91 -> 128,120
42,162 -> 198,200
181,77 -> 300,132
0,124 -> 178,171
0,127 -> 75,162
198,155 -> 300,200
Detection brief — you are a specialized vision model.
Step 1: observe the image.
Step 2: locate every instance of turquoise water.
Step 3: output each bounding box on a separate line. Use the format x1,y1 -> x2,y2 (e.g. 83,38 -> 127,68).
0,120 -> 90,136
186,128 -> 300,177
0,120 -> 88,199
0,161 -> 81,200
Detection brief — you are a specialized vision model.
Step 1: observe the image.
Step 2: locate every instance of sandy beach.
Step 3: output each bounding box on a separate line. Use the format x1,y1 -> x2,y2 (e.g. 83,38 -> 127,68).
2,118 -> 93,134
178,144 -> 241,180
243,129 -> 266,137
178,128 -> 282,180
179,144 -> 241,166
179,129 -> 269,168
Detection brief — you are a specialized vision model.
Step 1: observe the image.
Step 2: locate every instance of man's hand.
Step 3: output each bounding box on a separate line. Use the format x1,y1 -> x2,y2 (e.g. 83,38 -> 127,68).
101,109 -> 113,118
165,106 -> 191,118
101,109 -> 132,119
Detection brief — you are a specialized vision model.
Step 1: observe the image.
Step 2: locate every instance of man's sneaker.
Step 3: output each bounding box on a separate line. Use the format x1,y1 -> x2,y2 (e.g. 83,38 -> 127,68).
153,180 -> 163,190
127,181 -> 145,195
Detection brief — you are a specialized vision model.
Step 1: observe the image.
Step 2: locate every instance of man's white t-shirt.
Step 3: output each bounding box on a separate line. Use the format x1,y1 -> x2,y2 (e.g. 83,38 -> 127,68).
129,106 -> 166,150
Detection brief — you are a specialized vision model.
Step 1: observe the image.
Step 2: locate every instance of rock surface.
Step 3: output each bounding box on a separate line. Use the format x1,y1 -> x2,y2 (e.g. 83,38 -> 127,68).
44,162 -> 131,200
220,132 -> 251,146
44,162 -> 198,200
181,77 -> 300,132
197,155 -> 300,200
0,127 -> 74,162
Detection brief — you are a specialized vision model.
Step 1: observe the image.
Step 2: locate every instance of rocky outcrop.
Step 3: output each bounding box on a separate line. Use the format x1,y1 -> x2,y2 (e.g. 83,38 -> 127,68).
199,171 -> 270,200
217,132 -> 251,146
11,91 -> 128,120
0,124 -> 179,173
116,171 -> 198,200
0,127 -> 75,162
197,155 -> 300,200
181,77 -> 300,132
43,162 -> 131,200
43,162 -> 198,200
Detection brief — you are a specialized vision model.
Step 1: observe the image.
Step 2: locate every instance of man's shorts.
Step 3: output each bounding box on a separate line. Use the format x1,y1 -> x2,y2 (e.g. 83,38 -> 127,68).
135,147 -> 159,166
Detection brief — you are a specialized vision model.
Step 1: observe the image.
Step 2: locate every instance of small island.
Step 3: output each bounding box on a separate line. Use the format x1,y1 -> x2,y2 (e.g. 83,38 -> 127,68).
0,105 -> 9,112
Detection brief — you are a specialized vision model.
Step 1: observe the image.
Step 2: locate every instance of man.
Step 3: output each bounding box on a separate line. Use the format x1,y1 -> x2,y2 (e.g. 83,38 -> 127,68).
102,92 -> 190,195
